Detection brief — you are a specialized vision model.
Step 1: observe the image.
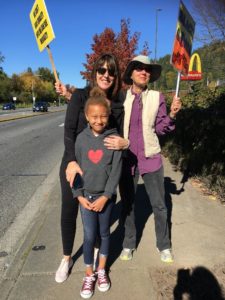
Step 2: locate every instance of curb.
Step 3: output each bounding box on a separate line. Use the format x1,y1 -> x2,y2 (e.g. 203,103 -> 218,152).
0,162 -> 60,274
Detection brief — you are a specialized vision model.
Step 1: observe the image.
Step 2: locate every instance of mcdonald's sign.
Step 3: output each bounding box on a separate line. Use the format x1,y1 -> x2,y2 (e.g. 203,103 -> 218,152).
181,53 -> 202,81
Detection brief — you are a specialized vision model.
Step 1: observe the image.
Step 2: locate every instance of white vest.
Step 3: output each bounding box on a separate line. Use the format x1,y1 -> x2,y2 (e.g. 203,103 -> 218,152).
123,88 -> 161,157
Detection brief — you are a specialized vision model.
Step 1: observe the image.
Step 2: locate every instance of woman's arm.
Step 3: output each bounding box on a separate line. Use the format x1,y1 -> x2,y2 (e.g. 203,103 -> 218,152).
63,90 -> 86,186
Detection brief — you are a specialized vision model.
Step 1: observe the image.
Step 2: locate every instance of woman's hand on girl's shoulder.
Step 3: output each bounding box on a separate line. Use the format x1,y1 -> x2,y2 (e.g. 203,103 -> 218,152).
104,135 -> 129,150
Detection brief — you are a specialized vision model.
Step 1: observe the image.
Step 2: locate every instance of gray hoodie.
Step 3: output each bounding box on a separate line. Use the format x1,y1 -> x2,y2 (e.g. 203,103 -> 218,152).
73,126 -> 122,199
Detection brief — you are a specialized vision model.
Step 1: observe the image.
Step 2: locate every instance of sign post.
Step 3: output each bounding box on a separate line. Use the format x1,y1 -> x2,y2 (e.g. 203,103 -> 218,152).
30,0 -> 59,81
170,1 -> 195,96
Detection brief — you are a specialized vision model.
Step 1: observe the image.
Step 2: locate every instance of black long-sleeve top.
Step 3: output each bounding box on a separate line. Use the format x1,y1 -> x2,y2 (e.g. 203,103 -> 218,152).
62,87 -> 124,164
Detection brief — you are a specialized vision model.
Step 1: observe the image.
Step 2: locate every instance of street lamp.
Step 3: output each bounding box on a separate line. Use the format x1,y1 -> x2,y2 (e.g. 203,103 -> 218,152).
154,8 -> 162,89
154,8 -> 162,63
32,74 -> 42,105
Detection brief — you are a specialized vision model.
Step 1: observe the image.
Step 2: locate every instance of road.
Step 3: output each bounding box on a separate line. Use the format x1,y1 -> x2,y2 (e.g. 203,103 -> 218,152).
0,110 -> 65,239
0,107 -> 31,116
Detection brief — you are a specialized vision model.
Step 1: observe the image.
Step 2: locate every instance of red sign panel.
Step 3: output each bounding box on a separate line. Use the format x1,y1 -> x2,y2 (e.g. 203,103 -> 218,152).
171,1 -> 195,75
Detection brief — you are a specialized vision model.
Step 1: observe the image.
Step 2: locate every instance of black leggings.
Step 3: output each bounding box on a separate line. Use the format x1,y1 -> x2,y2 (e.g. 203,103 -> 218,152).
59,159 -> 79,256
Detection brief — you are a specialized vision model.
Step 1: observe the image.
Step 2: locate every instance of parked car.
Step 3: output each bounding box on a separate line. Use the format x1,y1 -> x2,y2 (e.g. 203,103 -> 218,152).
33,102 -> 48,112
2,102 -> 16,110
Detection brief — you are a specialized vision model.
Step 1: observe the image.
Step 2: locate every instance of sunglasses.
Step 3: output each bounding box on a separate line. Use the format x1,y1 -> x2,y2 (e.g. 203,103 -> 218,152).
97,67 -> 116,77
134,64 -> 151,74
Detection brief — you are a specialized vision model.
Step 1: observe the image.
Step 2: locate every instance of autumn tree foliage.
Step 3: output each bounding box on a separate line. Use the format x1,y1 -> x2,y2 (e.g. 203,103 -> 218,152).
80,19 -> 149,82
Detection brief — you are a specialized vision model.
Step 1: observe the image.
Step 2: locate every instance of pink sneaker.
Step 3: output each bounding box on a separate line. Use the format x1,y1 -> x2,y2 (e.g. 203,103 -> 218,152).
97,269 -> 110,292
80,274 -> 96,299
55,258 -> 73,283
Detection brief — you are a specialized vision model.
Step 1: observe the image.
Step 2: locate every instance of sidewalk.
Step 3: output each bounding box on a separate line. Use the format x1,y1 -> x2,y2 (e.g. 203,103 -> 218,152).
1,158 -> 225,299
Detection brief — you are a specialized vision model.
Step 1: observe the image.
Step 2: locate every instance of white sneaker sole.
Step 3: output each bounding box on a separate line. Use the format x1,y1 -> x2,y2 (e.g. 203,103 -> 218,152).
80,291 -> 93,299
98,283 -> 110,292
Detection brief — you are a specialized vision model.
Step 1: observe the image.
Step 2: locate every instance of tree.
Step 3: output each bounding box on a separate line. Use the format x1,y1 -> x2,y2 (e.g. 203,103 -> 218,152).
10,72 -> 32,103
36,67 -> 56,83
165,71 -> 177,90
80,19 -> 149,81
0,51 -> 4,71
114,19 -> 140,76
0,77 -> 11,102
196,41 -> 225,83
81,28 -> 116,82
0,51 -> 6,80
26,67 -> 33,74
11,74 -> 25,99
191,0 -> 225,44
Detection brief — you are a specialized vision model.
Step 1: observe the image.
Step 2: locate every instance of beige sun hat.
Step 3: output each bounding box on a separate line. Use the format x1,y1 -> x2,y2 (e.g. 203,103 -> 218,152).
123,55 -> 162,85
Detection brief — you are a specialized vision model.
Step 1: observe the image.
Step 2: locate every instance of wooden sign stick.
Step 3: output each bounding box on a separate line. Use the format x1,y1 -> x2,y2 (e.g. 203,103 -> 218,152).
46,45 -> 59,82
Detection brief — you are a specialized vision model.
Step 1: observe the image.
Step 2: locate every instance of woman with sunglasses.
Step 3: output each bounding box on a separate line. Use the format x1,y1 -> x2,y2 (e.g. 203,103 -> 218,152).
55,53 -> 128,284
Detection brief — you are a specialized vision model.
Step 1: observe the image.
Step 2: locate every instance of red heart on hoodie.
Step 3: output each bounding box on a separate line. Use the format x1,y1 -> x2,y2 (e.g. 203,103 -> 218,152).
88,149 -> 103,164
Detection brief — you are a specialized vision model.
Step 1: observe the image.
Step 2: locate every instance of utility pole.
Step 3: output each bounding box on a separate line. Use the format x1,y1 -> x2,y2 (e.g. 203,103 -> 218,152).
32,74 -> 42,106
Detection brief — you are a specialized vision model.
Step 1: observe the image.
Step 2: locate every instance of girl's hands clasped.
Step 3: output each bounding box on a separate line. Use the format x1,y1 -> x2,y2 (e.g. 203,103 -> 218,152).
78,195 -> 108,212
90,196 -> 108,212
77,196 -> 92,210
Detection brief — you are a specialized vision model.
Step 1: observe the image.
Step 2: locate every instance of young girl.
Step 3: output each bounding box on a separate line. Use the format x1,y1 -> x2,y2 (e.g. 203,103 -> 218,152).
72,88 -> 122,299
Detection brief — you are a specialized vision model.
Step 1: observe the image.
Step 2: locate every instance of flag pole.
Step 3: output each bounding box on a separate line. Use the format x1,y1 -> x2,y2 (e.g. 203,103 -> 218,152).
175,71 -> 181,97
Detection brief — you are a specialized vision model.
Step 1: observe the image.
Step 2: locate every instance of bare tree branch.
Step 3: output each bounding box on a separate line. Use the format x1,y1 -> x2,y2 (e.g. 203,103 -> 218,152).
190,0 -> 225,44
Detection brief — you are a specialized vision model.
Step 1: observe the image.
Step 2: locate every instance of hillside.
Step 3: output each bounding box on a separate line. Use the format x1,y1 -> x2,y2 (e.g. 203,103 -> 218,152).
156,41 -> 225,91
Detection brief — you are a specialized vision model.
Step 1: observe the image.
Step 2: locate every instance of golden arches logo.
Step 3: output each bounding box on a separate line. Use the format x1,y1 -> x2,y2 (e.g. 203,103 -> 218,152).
181,53 -> 202,81
189,53 -> 201,73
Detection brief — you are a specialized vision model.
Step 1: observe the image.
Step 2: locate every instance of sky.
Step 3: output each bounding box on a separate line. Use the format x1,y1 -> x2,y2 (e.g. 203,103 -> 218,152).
1,0 -> 196,88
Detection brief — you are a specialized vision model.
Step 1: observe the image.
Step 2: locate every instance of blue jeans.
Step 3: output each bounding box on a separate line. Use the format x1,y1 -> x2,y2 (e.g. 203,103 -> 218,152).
80,193 -> 114,266
121,166 -> 171,251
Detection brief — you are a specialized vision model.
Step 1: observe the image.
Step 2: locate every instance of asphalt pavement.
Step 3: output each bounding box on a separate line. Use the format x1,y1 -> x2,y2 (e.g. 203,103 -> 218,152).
1,155 -> 225,300
0,106 -> 65,122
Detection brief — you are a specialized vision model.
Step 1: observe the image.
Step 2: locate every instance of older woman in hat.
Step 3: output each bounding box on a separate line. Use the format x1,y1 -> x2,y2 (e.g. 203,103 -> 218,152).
104,55 -> 181,263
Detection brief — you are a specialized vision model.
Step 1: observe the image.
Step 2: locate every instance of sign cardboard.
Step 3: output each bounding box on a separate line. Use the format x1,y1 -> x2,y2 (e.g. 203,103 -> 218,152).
30,0 -> 55,52
171,1 -> 195,75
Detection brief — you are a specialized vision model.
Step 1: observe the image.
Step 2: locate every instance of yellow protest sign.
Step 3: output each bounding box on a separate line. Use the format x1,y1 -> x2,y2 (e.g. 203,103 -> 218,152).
30,0 -> 55,52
